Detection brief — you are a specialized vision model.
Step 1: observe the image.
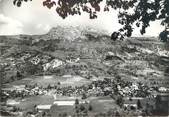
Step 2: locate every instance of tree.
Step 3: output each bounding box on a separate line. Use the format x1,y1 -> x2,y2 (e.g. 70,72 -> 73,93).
79,104 -> 86,112
81,93 -> 87,99
159,29 -> 169,42
62,112 -> 68,117
88,104 -> 93,111
47,84 -> 52,89
155,95 -> 161,106
57,82 -> 61,85
137,99 -> 142,110
116,95 -> 124,108
16,71 -> 23,79
13,0 -> 169,41
75,98 -> 79,105
23,61 -> 43,75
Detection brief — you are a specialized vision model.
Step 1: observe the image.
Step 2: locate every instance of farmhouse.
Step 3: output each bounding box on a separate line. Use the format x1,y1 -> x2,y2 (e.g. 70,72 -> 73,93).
36,105 -> 52,112
62,74 -> 72,78
53,99 -> 90,106
53,101 -> 75,106
6,99 -> 20,105
124,99 -> 138,110
13,85 -> 26,91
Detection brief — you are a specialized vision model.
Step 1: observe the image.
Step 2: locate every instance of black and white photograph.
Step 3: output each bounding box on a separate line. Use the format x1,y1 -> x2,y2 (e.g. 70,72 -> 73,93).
0,0 -> 169,117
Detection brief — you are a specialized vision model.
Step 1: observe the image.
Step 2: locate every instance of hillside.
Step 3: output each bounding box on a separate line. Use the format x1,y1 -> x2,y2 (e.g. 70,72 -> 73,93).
0,26 -> 169,85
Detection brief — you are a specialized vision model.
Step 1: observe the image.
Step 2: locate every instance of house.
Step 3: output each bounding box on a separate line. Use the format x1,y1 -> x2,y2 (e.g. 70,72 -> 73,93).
66,56 -> 80,63
53,99 -> 90,106
124,103 -> 137,110
53,101 -> 75,106
123,98 -> 141,110
43,59 -> 64,71
30,56 -> 40,65
13,85 -> 26,91
7,99 -> 20,105
36,105 -> 52,112
158,87 -> 168,92
79,100 -> 90,104
62,74 -> 72,78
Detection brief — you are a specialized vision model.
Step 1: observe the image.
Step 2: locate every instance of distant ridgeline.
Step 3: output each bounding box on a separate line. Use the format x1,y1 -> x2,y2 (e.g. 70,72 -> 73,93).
40,26 -> 108,41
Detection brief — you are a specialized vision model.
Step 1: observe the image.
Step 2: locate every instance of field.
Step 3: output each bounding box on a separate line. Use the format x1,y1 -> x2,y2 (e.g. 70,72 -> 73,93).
3,75 -> 91,89
5,94 -> 121,117
7,95 -> 54,111
89,97 -> 120,113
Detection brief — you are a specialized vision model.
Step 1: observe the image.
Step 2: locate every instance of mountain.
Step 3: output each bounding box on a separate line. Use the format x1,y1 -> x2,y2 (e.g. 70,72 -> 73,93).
37,26 -> 108,41
0,26 -> 169,84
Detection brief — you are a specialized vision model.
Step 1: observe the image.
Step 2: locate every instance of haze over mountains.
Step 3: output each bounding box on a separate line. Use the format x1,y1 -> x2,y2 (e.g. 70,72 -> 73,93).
0,26 -> 169,85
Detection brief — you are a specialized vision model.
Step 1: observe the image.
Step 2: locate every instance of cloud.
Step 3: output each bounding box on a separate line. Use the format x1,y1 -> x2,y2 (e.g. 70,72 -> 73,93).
0,14 -> 23,35
36,24 -> 51,34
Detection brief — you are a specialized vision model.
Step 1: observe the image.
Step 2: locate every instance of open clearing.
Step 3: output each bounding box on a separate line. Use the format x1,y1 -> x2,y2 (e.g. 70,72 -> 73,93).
32,75 -> 91,87
3,75 -> 91,89
12,95 -> 54,110
90,97 -> 120,112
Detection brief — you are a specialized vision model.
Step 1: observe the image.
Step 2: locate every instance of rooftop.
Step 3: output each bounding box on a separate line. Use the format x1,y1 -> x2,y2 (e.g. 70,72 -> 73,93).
53,101 -> 75,106
36,105 -> 52,110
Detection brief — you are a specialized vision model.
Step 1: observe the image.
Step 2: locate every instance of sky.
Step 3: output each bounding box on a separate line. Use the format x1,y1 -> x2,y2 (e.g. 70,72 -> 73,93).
0,0 -> 165,36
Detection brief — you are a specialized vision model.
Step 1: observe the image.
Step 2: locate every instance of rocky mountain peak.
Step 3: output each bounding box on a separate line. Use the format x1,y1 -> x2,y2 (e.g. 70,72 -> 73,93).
45,26 -> 108,41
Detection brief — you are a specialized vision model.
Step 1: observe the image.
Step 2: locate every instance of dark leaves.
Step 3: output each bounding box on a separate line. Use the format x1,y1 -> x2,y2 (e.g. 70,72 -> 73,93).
13,0 -> 32,7
43,0 -> 56,9
17,1 -> 21,7
159,30 -> 169,42
111,32 -> 119,41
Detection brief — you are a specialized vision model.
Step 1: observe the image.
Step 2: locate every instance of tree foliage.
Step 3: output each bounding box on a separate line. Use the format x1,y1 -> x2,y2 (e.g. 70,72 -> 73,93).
13,0 -> 169,40
75,98 -> 79,105
116,95 -> 124,108
137,99 -> 142,109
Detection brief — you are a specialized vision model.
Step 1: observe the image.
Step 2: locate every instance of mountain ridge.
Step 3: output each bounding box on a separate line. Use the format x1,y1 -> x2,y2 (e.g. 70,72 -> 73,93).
0,26 -> 169,85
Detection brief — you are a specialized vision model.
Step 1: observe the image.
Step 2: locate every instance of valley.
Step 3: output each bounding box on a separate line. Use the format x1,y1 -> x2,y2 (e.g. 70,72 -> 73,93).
0,26 -> 169,117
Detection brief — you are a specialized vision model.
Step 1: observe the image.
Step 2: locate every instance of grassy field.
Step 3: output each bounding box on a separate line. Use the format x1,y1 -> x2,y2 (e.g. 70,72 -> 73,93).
50,96 -> 120,117
3,75 -> 91,89
89,97 -> 120,113
50,105 -> 74,117
31,75 -> 91,87
6,95 -> 121,116
14,95 -> 54,110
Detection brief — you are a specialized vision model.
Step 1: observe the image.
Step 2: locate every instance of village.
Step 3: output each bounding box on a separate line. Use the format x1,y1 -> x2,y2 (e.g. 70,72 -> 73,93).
1,73 -> 169,117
